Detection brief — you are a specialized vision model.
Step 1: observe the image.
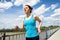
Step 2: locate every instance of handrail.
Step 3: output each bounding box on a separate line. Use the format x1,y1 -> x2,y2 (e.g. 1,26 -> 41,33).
0,28 -> 59,40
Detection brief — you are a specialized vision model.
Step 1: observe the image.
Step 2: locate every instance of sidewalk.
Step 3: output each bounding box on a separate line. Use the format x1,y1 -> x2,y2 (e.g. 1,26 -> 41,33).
48,29 -> 60,40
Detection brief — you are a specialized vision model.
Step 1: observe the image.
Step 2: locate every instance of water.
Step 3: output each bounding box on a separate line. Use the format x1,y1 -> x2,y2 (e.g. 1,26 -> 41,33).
0,28 -> 59,40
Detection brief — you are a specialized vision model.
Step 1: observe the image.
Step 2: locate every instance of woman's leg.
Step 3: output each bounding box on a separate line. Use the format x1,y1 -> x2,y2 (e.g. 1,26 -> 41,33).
26,35 -> 39,40
32,35 -> 39,40
26,37 -> 32,40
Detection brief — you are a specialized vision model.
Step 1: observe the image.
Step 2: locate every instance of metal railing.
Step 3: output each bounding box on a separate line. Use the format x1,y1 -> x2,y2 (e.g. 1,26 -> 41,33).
0,28 -> 59,40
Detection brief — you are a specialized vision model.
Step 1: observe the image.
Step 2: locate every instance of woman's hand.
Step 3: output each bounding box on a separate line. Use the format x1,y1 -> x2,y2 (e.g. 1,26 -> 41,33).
37,28 -> 41,34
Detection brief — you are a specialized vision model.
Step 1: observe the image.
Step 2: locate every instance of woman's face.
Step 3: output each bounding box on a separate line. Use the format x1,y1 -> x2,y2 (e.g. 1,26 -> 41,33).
24,6 -> 30,14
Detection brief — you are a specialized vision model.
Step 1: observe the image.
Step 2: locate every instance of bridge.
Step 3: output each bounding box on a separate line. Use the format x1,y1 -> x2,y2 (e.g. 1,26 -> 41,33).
48,29 -> 60,40
0,28 -> 59,40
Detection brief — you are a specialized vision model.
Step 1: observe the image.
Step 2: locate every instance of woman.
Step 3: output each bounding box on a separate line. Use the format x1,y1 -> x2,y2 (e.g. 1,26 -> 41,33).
22,5 -> 42,40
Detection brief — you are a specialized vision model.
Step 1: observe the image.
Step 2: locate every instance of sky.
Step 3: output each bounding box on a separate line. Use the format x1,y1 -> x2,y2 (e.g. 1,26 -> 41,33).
0,0 -> 60,29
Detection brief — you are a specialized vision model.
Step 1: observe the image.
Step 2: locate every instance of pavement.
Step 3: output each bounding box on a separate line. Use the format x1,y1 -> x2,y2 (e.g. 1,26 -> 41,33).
48,29 -> 60,40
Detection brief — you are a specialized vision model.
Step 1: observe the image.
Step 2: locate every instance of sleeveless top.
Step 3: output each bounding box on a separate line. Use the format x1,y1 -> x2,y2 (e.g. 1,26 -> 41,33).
24,14 -> 38,38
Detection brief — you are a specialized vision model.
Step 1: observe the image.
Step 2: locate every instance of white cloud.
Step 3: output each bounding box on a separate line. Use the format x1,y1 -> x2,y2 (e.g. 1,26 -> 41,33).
33,4 -> 46,15
33,4 -> 51,16
54,8 -> 60,13
0,9 -> 25,29
14,0 -> 23,6
15,15 -> 25,21
50,4 -> 58,10
23,0 -> 40,7
0,2 -> 13,9
50,13 -> 60,20
14,0 -> 40,7
0,17 -> 21,29
0,14 -> 18,29
43,8 -> 60,26
0,24 -> 5,29
0,17 -> 13,24
19,15 -> 25,18
33,4 -> 58,16
50,8 -> 60,20
39,15 -> 44,19
13,15 -> 26,28
0,9 -> 4,13
43,16 -> 60,26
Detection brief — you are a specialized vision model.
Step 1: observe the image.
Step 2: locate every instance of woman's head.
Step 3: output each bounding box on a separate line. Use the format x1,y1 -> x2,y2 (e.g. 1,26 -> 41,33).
24,5 -> 33,14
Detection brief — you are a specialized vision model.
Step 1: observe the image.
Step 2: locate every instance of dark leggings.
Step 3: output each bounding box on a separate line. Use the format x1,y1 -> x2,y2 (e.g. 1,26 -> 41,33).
26,35 -> 39,40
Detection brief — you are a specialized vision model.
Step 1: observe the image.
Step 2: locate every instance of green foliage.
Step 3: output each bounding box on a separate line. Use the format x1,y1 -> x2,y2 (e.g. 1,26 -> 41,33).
0,25 -> 59,32
41,25 -> 60,31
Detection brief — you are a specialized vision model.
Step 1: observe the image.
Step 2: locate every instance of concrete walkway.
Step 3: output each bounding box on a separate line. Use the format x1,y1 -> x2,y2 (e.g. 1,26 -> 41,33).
48,29 -> 60,40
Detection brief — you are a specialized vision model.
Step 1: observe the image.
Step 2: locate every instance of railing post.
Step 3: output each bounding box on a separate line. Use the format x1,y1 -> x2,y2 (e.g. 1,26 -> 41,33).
0,33 -> 3,40
3,32 -> 6,40
9,36 -> 10,40
46,30 -> 48,40
0,37 -> 2,40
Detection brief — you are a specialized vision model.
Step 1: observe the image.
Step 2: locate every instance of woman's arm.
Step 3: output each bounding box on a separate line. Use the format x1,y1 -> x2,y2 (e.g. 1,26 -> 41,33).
34,16 -> 42,34
20,20 -> 24,29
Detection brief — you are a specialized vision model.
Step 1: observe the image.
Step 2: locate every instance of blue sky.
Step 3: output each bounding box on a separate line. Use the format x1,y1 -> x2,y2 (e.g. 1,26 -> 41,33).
0,0 -> 60,29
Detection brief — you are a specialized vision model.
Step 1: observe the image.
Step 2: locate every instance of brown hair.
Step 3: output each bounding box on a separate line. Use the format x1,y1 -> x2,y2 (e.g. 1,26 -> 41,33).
25,5 -> 33,13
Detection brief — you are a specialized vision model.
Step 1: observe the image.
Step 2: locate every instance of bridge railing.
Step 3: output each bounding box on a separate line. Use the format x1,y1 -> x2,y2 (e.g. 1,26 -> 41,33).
0,28 -> 59,40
